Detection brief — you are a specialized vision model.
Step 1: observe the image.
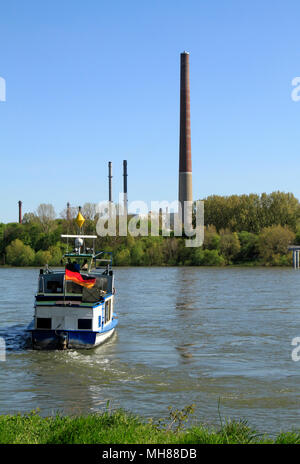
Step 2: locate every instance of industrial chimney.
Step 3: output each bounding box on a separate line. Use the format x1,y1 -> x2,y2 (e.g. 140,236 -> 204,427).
178,51 -> 193,221
123,160 -> 128,215
108,162 -> 112,203
18,201 -> 22,224
67,202 -> 71,221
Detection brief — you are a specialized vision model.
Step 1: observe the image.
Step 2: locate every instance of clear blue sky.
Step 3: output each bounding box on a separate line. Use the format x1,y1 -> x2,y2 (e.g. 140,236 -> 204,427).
1,0 -> 300,222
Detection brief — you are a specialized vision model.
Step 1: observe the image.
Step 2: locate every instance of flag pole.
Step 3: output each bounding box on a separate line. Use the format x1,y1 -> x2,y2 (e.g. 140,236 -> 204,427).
63,270 -> 66,305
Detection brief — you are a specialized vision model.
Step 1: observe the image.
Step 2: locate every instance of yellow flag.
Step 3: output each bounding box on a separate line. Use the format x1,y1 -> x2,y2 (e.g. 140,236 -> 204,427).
76,211 -> 85,228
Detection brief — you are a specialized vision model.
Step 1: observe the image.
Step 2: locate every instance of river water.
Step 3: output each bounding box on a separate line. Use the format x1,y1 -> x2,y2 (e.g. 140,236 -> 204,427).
0,266 -> 300,434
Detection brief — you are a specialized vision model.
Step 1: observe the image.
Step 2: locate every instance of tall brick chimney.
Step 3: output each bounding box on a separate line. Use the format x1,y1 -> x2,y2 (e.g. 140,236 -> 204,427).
179,51 -> 193,220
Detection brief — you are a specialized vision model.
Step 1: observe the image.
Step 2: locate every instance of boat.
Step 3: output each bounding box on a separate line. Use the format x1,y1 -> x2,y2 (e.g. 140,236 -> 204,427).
28,234 -> 118,350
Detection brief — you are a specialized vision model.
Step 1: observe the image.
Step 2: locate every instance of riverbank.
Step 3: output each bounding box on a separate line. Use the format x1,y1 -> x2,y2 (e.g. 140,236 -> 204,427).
0,409 -> 299,444
1,215 -> 297,267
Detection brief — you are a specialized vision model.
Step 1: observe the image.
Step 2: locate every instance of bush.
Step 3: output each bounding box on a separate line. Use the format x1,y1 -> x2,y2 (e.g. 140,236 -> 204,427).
130,243 -> 145,265
237,231 -> 259,262
34,250 -> 52,266
114,249 -> 131,266
48,245 -> 63,266
220,231 -> 241,264
258,225 -> 295,265
203,225 -> 220,250
6,239 -> 35,266
192,248 -> 225,266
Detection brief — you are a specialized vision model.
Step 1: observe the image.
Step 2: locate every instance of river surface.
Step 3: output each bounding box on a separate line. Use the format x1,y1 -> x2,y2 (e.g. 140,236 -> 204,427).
0,266 -> 300,434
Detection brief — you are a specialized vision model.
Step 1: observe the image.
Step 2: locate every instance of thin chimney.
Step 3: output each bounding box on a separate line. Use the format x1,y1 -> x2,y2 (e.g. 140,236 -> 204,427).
67,202 -> 71,221
123,160 -> 128,215
108,162 -> 113,203
18,201 -> 22,224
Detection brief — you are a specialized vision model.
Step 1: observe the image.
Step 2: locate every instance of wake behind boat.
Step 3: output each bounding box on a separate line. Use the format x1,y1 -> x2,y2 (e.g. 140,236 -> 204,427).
28,234 -> 118,350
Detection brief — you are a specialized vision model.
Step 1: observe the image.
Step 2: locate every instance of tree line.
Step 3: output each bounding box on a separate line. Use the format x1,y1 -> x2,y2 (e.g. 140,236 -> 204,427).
1,192 -> 299,267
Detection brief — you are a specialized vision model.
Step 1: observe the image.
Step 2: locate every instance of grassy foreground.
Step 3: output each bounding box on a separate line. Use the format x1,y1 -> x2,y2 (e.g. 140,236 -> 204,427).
0,409 -> 300,444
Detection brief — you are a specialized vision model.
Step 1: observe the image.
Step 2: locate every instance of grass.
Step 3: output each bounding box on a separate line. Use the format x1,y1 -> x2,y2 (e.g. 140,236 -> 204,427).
0,408 -> 300,444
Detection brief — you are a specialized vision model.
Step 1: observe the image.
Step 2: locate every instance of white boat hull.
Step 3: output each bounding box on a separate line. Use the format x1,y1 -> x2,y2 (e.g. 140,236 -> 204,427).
30,327 -> 116,350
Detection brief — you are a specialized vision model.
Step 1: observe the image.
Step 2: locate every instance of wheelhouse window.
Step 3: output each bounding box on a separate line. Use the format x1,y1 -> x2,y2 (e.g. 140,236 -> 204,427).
36,318 -> 52,329
105,300 -> 112,324
46,281 -> 62,293
42,275 -> 64,294
78,319 -> 92,330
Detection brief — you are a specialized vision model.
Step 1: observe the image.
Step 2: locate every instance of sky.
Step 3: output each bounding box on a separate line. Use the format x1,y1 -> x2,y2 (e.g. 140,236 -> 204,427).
1,0 -> 300,222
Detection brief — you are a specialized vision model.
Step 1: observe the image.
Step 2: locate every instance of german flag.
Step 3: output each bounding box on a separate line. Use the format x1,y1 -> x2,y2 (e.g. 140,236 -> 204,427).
65,269 -> 96,289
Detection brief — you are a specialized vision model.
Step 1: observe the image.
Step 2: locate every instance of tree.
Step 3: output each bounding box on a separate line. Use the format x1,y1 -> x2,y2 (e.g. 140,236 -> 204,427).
6,239 -> 35,266
34,250 -> 52,266
220,231 -> 241,263
192,248 -> 225,266
203,225 -> 220,250
130,242 -> 145,265
81,203 -> 97,221
36,203 -> 56,222
36,204 -> 56,233
258,225 -> 295,265
203,192 -> 300,233
237,231 -> 259,262
163,238 -> 179,265
48,245 -> 63,266
114,249 -> 131,266
22,212 -> 39,224
60,205 -> 77,220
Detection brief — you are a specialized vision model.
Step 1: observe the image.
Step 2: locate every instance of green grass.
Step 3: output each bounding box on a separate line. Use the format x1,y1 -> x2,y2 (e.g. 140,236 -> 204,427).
0,409 -> 299,444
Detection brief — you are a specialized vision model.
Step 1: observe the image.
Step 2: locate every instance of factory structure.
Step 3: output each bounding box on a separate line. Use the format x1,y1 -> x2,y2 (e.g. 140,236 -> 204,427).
178,51 -> 193,220
17,52 -> 193,227
104,52 -> 193,222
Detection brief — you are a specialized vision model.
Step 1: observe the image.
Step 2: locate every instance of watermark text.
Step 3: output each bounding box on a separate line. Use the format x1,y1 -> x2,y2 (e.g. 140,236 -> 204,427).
0,77 -> 6,102
96,197 -> 204,247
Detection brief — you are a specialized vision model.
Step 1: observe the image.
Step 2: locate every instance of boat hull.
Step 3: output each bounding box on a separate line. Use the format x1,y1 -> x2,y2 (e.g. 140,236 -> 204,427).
31,327 -> 115,350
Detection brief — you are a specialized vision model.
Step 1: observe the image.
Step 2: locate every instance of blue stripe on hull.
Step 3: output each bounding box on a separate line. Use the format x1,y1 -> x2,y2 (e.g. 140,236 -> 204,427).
31,329 -> 114,350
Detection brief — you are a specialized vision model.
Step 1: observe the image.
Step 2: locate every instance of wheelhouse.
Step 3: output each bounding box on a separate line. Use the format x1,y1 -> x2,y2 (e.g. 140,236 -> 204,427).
33,237 -> 116,338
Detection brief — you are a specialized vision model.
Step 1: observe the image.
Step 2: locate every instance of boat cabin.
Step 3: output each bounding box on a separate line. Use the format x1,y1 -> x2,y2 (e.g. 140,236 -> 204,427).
34,249 -> 115,334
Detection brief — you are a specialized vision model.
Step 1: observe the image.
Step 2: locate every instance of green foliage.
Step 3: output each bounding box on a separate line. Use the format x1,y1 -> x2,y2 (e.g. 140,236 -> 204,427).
258,225 -> 295,265
34,250 -> 52,266
192,249 -> 225,266
48,245 -> 63,266
130,242 -> 145,265
237,231 -> 259,262
6,239 -> 35,266
219,231 -> 241,264
204,191 -> 300,233
203,225 -> 221,250
1,193 -> 299,267
114,248 -> 131,266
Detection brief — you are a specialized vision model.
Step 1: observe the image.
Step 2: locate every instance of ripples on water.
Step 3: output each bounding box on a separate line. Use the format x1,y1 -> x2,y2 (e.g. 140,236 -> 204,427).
0,266 -> 300,433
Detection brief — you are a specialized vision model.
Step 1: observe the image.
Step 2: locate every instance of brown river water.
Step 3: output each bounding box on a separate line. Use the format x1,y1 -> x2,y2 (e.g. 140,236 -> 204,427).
0,266 -> 300,435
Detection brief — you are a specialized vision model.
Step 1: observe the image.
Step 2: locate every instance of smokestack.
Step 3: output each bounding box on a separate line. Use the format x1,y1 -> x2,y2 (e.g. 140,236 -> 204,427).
179,51 -> 193,221
67,202 -> 71,221
123,160 -> 128,215
18,201 -> 22,224
108,162 -> 112,203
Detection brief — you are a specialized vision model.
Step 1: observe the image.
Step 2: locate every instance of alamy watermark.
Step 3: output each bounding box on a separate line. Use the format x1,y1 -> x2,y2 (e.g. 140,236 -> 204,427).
0,337 -> 6,361
0,76 -> 6,102
291,337 -> 300,361
96,197 -> 204,247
